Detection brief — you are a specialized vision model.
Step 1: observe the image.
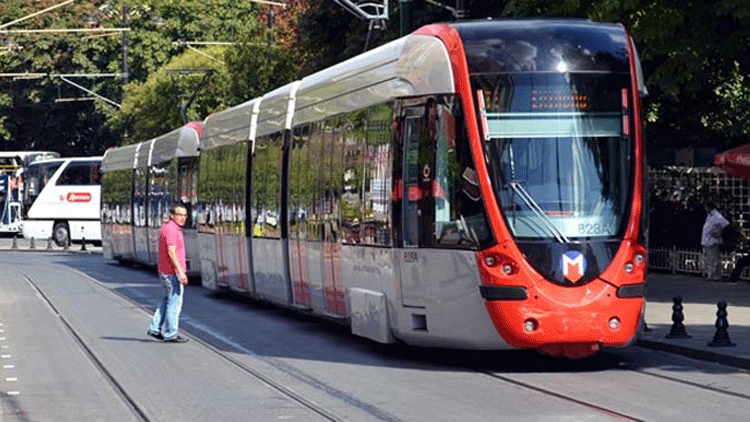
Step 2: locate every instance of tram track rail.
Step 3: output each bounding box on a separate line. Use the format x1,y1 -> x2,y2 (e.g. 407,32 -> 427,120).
32,265 -> 405,422
473,368 -> 646,422
469,348 -> 750,422
23,274 -> 151,422
598,351 -> 750,401
24,259 -> 750,422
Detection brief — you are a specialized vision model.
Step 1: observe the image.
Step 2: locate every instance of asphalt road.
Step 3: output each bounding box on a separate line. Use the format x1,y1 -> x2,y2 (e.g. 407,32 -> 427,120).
1,251 -> 750,421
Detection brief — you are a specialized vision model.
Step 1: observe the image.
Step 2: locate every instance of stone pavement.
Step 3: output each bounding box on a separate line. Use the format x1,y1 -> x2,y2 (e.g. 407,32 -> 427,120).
641,272 -> 750,369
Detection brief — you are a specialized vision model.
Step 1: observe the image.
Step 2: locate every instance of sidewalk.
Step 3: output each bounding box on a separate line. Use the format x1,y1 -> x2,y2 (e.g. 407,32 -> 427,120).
641,271 -> 750,369
0,234 -> 101,254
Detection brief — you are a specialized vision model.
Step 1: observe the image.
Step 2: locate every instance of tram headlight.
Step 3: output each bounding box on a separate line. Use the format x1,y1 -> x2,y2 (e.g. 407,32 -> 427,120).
524,319 -> 538,332
624,263 -> 634,273
634,254 -> 645,266
481,253 -> 519,275
484,256 -> 496,267
608,317 -> 621,330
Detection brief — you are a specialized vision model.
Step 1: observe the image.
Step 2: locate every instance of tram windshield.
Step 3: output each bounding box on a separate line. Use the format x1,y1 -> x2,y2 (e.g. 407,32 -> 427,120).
476,72 -> 632,240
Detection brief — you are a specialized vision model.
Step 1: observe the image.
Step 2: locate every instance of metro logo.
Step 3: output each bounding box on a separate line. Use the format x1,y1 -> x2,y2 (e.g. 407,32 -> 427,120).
66,192 -> 92,202
561,250 -> 587,283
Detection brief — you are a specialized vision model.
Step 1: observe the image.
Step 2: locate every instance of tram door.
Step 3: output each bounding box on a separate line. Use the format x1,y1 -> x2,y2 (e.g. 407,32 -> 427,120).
399,102 -> 434,308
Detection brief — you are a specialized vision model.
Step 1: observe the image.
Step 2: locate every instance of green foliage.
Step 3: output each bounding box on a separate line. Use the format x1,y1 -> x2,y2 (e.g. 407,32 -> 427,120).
503,0 -> 750,152
2,0 -> 749,157
113,45 -> 228,144
223,38 -> 302,104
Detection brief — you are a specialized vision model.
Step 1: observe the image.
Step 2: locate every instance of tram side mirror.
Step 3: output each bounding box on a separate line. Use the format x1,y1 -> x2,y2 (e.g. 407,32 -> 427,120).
461,167 -> 481,202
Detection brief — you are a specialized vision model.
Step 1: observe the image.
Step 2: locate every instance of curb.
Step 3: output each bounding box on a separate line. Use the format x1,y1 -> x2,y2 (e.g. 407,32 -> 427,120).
637,339 -> 750,370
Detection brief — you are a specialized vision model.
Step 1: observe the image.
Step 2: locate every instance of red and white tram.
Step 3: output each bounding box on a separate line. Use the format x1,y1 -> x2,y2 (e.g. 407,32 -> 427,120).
194,20 -> 647,358
106,20 -> 647,358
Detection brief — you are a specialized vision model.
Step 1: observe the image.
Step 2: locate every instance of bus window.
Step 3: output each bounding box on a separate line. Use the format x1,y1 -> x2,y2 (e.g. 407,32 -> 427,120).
58,161 -> 100,186
24,161 -> 63,203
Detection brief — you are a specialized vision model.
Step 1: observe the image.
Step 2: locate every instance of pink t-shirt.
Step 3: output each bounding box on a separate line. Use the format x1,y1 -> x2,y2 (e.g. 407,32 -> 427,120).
158,219 -> 186,275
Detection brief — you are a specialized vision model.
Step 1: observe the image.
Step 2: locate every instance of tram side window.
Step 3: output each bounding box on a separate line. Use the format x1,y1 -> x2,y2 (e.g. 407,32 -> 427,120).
306,122 -> 325,242
362,104 -> 393,247
149,163 -> 168,228
197,147 -> 221,231
290,124 -> 311,241
340,112 -> 364,245
397,96 -> 493,249
134,167 -> 148,228
205,143 -> 247,235
445,96 -> 493,248
253,133 -> 282,239
177,158 -> 199,228
429,97 -> 494,248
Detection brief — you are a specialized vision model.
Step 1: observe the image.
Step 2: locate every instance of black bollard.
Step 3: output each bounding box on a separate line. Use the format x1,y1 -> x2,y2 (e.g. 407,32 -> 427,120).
80,236 -> 87,252
665,296 -> 691,339
29,236 -> 35,250
708,300 -> 736,347
46,237 -> 53,250
11,234 -> 17,250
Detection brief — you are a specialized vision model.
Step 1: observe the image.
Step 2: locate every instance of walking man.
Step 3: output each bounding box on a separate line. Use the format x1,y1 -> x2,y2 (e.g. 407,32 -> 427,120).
147,204 -> 190,343
702,202 -> 729,281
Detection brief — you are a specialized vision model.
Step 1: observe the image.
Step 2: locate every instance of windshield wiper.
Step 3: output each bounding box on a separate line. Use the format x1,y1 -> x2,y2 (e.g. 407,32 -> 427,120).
509,181 -> 569,243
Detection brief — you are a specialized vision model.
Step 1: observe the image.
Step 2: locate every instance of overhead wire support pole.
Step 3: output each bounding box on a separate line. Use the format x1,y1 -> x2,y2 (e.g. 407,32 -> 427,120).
334,0 -> 388,50
166,69 -> 215,124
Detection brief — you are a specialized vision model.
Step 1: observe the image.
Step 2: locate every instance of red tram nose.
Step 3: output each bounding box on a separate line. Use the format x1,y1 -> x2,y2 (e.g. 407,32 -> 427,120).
477,242 -> 646,358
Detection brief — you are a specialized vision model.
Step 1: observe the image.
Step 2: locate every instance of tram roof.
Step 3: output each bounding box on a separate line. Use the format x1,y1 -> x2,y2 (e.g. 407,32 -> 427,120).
102,144 -> 138,172
200,32 -> 454,150
147,122 -> 201,166
294,33 -> 453,126
200,98 -> 261,151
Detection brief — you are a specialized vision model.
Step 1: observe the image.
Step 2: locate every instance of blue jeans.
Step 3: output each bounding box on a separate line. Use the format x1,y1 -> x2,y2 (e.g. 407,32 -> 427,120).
149,274 -> 184,339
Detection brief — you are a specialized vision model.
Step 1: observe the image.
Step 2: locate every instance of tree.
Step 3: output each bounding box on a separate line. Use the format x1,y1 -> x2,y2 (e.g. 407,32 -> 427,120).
503,0 -> 750,152
0,0 -> 270,153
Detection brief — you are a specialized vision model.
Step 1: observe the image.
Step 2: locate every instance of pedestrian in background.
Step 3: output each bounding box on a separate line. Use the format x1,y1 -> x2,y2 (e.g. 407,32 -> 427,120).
147,204 -> 190,343
702,201 -> 729,281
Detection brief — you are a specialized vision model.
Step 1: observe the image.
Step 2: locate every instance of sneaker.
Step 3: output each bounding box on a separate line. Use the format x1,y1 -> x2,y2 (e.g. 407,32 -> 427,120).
163,335 -> 189,343
147,331 -> 163,340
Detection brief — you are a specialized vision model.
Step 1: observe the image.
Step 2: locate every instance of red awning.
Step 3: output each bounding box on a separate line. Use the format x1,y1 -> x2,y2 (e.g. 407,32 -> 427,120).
714,144 -> 750,179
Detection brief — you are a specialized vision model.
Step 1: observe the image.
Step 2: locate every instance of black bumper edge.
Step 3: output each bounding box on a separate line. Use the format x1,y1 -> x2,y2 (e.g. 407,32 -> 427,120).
479,285 -> 528,301
617,283 -> 646,298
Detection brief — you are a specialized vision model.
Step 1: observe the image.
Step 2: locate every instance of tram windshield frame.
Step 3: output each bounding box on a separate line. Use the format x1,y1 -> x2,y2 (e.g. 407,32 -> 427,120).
475,71 -> 634,241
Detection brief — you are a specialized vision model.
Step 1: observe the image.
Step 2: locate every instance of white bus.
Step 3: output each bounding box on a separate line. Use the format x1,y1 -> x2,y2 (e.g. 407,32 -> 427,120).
21,156 -> 102,246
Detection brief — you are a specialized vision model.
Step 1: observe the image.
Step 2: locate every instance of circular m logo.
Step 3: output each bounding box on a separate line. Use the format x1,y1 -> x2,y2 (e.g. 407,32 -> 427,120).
560,250 -> 587,283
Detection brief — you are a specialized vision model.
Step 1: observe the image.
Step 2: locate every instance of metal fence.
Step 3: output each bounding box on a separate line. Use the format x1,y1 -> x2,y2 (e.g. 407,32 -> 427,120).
648,166 -> 750,279
647,246 -> 750,279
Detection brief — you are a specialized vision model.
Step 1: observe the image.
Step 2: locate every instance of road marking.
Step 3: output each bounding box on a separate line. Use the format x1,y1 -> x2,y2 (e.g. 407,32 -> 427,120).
1,355 -> 10,358
3,365 -> 13,369
5,377 -> 16,381
0,337 -> 5,340
7,391 -> 19,396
